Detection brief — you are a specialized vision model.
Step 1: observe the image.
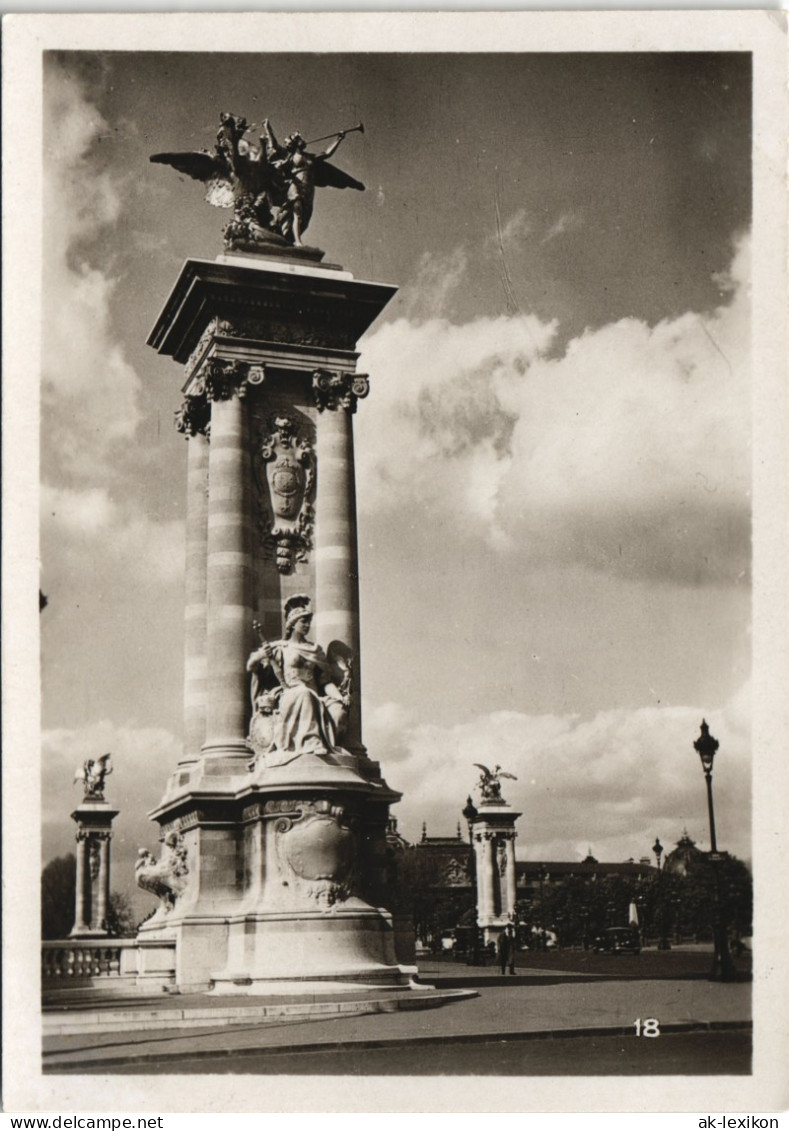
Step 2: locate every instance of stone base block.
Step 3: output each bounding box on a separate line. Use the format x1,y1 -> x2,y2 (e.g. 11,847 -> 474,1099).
212,904 -> 407,992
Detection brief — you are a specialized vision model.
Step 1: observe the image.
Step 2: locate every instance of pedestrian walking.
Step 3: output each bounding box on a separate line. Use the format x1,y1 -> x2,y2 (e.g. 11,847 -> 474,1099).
497,924 -> 516,975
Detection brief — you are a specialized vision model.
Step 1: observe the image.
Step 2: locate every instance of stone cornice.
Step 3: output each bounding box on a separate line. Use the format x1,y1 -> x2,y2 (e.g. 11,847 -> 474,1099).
148,259 -> 397,366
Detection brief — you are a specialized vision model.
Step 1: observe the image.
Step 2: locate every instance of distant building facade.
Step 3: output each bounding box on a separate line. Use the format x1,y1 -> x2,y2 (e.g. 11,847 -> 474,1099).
406,821 -> 659,949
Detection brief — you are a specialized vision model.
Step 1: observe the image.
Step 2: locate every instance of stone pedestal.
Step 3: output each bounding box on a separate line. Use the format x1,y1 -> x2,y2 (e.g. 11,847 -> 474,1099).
470,801 -> 521,944
140,252 -> 409,991
70,799 -> 119,938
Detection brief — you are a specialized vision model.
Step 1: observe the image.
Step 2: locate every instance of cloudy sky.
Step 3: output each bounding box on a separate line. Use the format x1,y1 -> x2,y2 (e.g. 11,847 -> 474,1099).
36,46 -> 755,915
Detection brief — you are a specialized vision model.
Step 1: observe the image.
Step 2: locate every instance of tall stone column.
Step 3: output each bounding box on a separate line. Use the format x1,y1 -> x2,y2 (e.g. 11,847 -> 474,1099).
96,835 -> 110,928
202,376 -> 252,764
70,780 -> 118,939
505,834 -> 518,920
313,372 -> 368,753
483,836 -> 497,919
181,426 -> 210,765
469,782 -> 522,943
72,834 -> 88,935
144,257 -> 406,991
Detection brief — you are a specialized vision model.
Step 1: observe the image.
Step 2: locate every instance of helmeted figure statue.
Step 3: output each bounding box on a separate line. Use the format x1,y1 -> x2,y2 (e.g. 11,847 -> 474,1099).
246,595 -> 353,768
150,113 -> 365,251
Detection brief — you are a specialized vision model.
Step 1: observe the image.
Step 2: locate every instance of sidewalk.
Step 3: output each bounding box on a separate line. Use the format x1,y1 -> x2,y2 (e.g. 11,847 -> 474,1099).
43,965 -> 751,1072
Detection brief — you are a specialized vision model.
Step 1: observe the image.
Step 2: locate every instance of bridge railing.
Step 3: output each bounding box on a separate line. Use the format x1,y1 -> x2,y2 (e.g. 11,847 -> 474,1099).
42,938 -> 176,987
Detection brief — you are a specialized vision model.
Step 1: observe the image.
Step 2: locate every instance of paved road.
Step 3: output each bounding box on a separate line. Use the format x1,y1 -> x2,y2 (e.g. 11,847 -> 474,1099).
71,1030 -> 752,1076
45,978 -> 751,1074
423,946 -> 752,982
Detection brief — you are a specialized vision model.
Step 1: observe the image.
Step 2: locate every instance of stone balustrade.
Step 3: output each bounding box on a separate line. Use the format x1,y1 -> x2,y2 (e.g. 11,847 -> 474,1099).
42,939 -> 176,988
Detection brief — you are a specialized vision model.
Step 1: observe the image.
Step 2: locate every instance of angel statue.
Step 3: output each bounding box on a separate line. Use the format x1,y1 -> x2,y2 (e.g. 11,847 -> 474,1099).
74,753 -> 113,800
246,594 -> 352,768
473,763 -> 517,803
150,112 -> 365,252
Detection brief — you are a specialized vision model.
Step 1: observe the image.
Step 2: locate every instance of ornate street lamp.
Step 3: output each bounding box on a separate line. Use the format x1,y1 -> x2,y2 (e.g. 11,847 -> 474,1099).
694,720 -> 737,982
462,796 -> 482,966
653,837 -> 670,950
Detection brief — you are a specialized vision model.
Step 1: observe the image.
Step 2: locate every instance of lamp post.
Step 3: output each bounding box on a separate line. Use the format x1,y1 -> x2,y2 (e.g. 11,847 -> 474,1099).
636,893 -> 647,946
462,796 -> 482,966
694,720 -> 737,982
653,837 -> 670,950
538,865 -> 548,950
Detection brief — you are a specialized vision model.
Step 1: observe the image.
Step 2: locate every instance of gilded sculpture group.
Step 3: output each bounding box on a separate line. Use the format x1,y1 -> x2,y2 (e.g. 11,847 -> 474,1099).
151,113 -> 365,250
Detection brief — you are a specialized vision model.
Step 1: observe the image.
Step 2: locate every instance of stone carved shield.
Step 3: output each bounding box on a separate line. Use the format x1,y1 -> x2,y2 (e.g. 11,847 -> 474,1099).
268,457 -> 304,520
275,802 -> 357,910
253,415 -> 315,573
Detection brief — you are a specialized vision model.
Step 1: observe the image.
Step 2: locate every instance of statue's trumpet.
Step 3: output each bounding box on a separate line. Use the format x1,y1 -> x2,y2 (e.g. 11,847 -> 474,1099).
305,121 -> 364,146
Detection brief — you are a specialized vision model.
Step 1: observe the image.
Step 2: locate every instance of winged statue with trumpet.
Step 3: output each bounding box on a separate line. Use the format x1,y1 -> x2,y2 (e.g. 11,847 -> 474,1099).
473,763 -> 518,802
150,113 -> 365,251
74,753 -> 113,800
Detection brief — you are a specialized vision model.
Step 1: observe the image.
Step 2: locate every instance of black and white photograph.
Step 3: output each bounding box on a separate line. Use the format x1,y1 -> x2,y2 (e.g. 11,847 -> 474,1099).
2,9 -> 787,1116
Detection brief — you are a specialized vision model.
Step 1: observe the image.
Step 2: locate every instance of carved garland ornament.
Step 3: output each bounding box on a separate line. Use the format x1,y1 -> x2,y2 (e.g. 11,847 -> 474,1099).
184,317 -> 236,380
183,317 -> 357,383
252,414 -> 315,573
89,840 -> 101,880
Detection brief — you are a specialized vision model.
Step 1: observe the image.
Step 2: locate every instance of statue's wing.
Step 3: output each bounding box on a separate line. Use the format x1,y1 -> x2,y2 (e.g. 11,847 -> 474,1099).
150,150 -> 222,182
500,772 -> 518,780
473,763 -> 491,776
150,151 -> 236,209
326,640 -> 353,669
312,160 -> 365,192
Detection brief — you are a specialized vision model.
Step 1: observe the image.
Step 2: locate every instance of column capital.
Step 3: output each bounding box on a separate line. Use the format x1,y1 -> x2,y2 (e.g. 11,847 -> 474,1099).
175,395 -> 211,438
176,361 -> 266,439
200,359 -> 266,402
312,369 -> 369,414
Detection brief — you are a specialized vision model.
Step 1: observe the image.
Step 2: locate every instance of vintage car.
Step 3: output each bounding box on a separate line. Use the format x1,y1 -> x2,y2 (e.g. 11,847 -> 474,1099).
593,927 -> 641,954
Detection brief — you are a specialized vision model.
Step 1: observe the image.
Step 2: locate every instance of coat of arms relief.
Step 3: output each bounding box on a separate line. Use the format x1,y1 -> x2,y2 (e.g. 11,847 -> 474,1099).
252,413 -> 316,573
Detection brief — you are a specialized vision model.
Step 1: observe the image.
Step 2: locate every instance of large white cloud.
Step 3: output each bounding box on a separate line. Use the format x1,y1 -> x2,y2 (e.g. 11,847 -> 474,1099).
41,484 -> 185,586
39,65 -> 185,631
366,682 -> 751,866
42,59 -> 142,478
358,235 -> 751,585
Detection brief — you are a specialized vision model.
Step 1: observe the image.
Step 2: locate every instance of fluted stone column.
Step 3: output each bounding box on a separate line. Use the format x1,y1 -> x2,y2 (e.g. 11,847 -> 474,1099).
471,804 -> 521,938
505,835 -> 518,919
473,834 -> 486,925
203,387 -> 252,761
476,834 -> 496,921
72,835 -> 88,935
71,797 -> 118,937
96,836 -> 110,928
314,377 -> 365,752
182,431 -> 209,764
